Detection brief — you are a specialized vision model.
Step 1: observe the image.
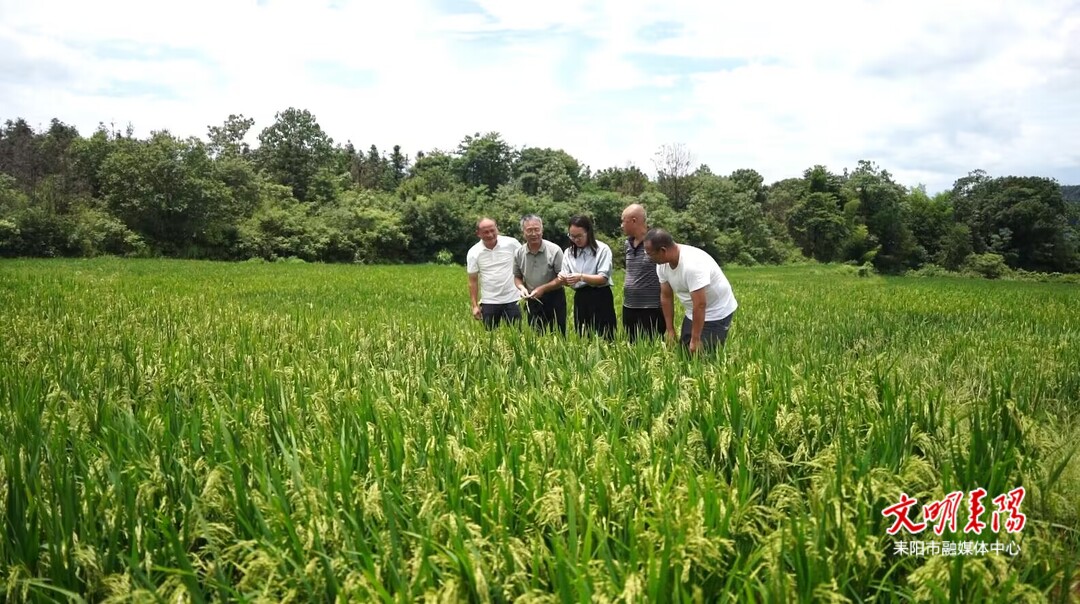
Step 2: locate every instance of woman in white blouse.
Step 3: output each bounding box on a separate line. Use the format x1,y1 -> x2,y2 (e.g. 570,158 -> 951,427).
559,214 -> 617,340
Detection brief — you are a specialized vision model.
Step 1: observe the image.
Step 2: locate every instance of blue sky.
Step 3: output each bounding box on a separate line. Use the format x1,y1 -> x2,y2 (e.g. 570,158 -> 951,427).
1,0 -> 1078,193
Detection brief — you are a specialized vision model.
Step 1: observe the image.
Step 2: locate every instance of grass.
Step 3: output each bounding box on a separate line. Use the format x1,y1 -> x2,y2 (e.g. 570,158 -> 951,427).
0,258 -> 1078,602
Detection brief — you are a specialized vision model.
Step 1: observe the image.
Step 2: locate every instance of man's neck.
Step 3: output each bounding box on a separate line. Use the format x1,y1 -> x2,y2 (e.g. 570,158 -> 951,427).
527,239 -> 543,252
484,237 -> 497,250
628,230 -> 646,246
668,244 -> 681,269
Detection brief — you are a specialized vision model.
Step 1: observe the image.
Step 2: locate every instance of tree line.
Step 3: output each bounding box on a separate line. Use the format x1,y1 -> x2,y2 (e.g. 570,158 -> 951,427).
1,108 -> 1078,276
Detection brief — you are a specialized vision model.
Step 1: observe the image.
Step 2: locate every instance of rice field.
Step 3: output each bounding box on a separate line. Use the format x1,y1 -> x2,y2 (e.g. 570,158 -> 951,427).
1,258 -> 1078,603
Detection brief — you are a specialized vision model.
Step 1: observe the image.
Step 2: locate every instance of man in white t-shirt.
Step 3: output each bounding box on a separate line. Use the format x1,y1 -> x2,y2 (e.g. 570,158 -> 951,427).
467,217 -> 523,329
643,228 -> 738,353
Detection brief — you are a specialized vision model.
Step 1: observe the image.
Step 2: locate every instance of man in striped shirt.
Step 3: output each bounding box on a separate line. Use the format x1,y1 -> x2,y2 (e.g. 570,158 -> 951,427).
620,203 -> 664,342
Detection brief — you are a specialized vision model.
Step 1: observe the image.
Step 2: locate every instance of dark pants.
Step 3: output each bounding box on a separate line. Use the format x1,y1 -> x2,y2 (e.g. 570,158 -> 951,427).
525,289 -> 567,335
481,302 -> 522,329
680,311 -> 735,352
573,286 -> 617,341
623,306 -> 664,343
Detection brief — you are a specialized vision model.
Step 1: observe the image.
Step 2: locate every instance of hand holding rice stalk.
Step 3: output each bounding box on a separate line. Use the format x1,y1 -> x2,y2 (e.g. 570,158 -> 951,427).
519,286 -> 542,305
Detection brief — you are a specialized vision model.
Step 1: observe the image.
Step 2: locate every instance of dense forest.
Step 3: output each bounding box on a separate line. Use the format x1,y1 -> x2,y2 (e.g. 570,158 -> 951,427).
1,109 -> 1077,276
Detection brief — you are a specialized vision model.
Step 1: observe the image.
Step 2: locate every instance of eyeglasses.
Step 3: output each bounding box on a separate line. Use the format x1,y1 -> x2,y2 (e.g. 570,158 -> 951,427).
566,232 -> 586,241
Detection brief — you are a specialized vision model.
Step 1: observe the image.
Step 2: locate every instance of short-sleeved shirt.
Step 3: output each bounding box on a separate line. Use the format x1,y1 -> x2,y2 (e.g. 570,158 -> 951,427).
562,241 -> 613,289
514,240 -> 563,291
656,244 -> 738,321
466,235 -> 521,304
624,236 -> 661,308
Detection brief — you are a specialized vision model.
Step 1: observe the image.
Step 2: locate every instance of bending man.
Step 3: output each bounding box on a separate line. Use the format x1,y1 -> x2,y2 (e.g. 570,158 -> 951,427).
643,228 -> 738,353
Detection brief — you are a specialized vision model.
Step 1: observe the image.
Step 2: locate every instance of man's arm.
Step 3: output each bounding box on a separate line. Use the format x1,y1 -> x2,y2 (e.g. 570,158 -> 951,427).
534,275 -> 561,297
514,275 -> 531,298
660,281 -> 676,341
688,287 -> 707,353
513,249 -> 529,296
468,273 -> 482,320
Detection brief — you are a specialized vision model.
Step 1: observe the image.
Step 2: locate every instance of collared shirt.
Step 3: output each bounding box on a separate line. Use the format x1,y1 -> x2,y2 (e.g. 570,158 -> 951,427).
514,239 -> 563,291
624,236 -> 660,308
562,241 -> 613,289
466,235 -> 522,304
656,244 -> 738,321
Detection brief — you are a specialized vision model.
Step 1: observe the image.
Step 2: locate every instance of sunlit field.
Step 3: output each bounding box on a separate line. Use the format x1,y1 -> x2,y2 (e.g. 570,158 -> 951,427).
1,258 -> 1078,602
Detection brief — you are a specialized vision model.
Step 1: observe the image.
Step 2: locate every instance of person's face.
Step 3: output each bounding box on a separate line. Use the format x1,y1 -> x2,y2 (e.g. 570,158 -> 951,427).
522,220 -> 543,245
620,212 -> 638,236
644,240 -> 665,264
477,221 -> 499,245
567,225 -> 588,248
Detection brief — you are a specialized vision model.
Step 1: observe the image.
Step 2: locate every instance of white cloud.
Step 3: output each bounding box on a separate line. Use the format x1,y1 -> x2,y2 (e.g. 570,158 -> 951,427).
2,0 -> 1078,191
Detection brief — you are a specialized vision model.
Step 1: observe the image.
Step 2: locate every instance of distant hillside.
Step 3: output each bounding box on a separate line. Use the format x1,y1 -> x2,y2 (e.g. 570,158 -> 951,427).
1064,185 -> 1080,203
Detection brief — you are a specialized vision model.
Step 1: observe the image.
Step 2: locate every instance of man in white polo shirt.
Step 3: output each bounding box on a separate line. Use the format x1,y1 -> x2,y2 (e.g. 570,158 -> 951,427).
467,217 -> 523,329
643,228 -> 738,353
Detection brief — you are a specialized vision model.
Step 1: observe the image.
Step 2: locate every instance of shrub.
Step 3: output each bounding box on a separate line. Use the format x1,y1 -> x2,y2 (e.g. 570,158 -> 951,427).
0,218 -> 20,256
435,249 -> 454,265
962,253 -> 1010,279
911,264 -> 955,278
736,251 -> 758,266
70,205 -> 146,257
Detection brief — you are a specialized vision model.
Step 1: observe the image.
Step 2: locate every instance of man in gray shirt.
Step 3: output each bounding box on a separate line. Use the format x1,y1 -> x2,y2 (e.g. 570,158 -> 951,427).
620,203 -> 664,342
513,214 -> 566,335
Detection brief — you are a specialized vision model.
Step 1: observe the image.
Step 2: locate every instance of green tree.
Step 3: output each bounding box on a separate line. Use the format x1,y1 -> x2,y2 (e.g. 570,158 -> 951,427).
903,187 -> 953,266
352,144 -> 385,191
237,183 -> 327,261
207,114 -> 255,159
940,223 -> 973,270
513,147 -> 583,198
0,174 -> 27,255
319,190 -> 409,263
534,156 -> 577,202
789,192 -> 849,262
729,168 -> 767,205
592,165 -> 649,197
34,119 -> 81,197
399,150 -> 458,198
69,124 -> 120,199
213,155 -> 264,222
653,143 -> 693,210
100,131 -> 231,253
0,118 -> 38,191
455,132 -> 514,196
255,107 -> 334,202
577,191 -> 625,239
846,161 -> 917,273
952,174 -> 1075,272
387,145 -> 408,190
683,173 -> 781,263
766,177 -> 807,237
805,164 -> 845,197
398,192 -> 474,262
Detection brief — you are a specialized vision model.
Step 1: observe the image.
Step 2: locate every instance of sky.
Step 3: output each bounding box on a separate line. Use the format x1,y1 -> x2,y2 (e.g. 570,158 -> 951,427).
2,0 -> 1078,193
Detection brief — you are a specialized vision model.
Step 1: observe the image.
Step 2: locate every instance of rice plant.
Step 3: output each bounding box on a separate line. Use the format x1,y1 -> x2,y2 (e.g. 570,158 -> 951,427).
0,258 -> 1077,602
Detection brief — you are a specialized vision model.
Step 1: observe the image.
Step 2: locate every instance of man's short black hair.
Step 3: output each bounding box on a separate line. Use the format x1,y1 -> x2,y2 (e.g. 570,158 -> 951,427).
644,228 -> 674,249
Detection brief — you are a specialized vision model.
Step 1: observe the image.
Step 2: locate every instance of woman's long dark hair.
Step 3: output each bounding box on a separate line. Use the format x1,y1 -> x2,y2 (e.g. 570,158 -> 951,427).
568,215 -> 598,257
